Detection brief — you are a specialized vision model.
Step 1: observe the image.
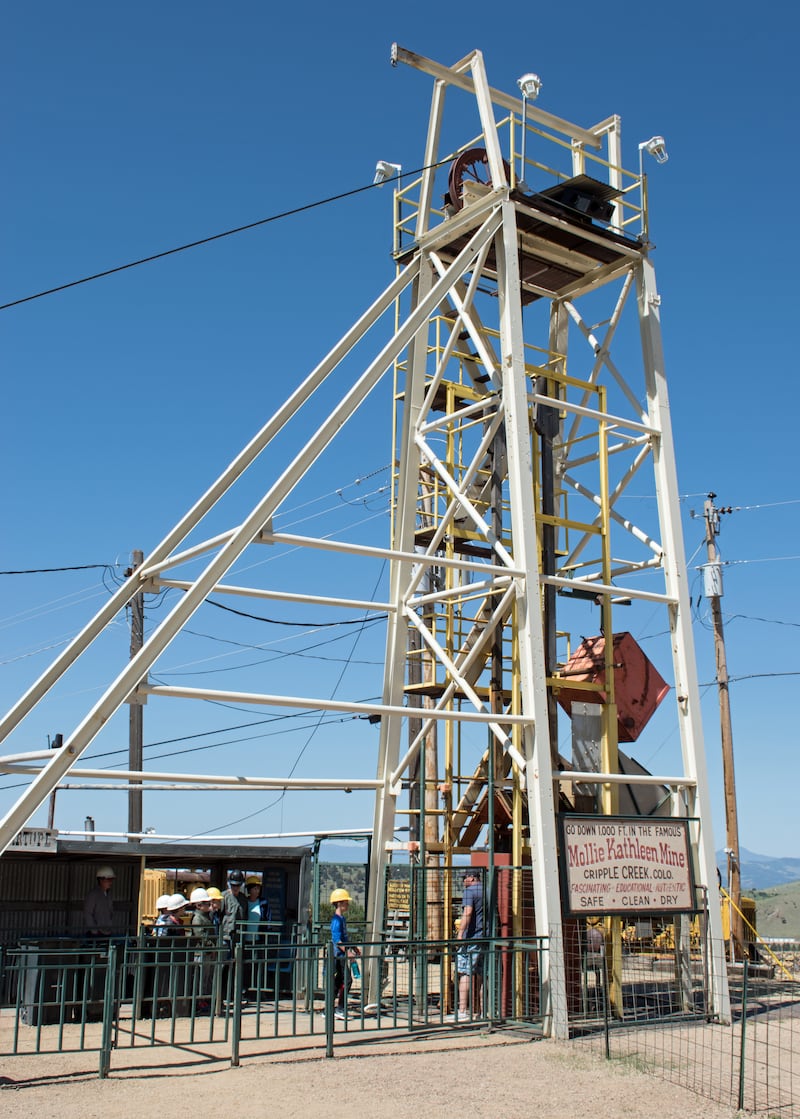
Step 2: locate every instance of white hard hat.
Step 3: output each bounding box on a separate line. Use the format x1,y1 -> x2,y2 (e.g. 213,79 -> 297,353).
190,887 -> 211,903
156,894 -> 172,910
96,865 -> 116,878
167,893 -> 188,911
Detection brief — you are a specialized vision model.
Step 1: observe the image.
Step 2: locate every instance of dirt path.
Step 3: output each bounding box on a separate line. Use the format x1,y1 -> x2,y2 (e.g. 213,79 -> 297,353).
0,1030 -> 740,1118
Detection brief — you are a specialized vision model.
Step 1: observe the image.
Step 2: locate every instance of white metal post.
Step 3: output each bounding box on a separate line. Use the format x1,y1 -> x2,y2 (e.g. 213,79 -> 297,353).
366,258 -> 436,979
637,253 -> 731,1022
495,200 -> 568,1038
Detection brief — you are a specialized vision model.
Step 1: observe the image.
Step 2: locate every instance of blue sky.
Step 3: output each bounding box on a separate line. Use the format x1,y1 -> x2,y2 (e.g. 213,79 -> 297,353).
1,3 -> 798,858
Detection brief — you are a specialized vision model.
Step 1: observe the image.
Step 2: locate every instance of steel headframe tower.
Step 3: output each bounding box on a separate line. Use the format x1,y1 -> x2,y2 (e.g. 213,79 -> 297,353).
0,46 -> 729,1036
364,45 -> 729,1034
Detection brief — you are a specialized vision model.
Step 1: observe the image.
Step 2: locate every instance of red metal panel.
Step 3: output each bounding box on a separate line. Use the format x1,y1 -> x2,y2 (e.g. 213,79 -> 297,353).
556,632 -> 669,742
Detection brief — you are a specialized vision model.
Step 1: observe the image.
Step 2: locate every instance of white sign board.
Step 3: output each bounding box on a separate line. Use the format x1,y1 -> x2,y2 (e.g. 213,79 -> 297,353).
560,815 -> 694,917
9,827 -> 58,853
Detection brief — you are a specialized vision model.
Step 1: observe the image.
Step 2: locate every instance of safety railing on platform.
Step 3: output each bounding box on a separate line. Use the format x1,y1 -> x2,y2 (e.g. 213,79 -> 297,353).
393,113 -> 645,259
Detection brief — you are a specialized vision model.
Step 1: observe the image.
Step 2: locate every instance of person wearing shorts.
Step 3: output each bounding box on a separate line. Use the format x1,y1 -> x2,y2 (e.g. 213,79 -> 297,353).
455,870 -> 483,1020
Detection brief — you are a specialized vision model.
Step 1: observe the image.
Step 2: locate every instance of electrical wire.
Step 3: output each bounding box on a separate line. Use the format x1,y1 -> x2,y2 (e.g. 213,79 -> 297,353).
0,714 -> 371,793
0,162 -> 453,313
732,499 -> 800,512
725,613 -> 800,629
157,633 -> 383,677
724,556 -> 800,565
0,703 -> 383,792
204,597 -> 386,627
0,637 -> 74,667
184,562 -> 387,839
0,467 -> 390,678
0,563 -> 122,575
727,671 -> 800,682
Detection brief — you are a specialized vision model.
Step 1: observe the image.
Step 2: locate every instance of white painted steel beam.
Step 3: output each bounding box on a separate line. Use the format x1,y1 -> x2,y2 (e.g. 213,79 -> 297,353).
414,75 -> 446,240
392,44 -> 602,149
0,264 -> 419,753
0,216 -> 502,856
259,530 -> 525,578
138,682 -> 534,725
155,579 -> 393,615
366,253 -> 439,996
636,254 -> 731,1022
540,573 -> 674,605
55,828 -> 372,841
404,607 -> 527,772
389,583 -> 520,784
560,472 -> 663,557
1,764 -> 381,790
558,771 -> 697,787
530,394 -> 658,438
495,200 -> 568,1038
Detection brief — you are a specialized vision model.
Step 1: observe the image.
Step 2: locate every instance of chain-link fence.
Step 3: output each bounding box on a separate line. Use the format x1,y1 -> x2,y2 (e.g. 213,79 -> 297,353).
577,942 -> 800,1116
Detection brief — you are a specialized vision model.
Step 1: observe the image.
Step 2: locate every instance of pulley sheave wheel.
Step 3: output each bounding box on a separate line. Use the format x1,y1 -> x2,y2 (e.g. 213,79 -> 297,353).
446,147 -> 511,212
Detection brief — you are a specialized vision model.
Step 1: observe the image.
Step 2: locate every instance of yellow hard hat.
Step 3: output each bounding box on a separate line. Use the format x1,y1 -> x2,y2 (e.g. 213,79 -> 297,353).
330,888 -> 352,904
206,887 -> 223,900
245,875 -> 262,887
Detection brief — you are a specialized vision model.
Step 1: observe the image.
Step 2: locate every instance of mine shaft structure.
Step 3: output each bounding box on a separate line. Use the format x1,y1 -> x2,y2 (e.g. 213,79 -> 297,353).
0,46 -> 729,1037
368,46 -> 729,1033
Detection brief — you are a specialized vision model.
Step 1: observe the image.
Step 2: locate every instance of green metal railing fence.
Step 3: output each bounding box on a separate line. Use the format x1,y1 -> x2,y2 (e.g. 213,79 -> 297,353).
0,931 -> 548,1077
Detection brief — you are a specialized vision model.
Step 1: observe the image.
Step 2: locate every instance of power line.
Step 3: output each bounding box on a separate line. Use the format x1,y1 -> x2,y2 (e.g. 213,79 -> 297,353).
0,563 -> 121,575
727,671 -> 800,683
191,563 -> 387,838
0,707 -> 380,791
725,613 -> 800,629
723,556 -> 800,566
0,163 -> 450,313
733,499 -> 800,512
205,597 -> 387,627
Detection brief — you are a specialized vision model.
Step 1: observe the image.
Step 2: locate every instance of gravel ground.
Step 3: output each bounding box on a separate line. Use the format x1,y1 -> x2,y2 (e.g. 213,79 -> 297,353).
0,1029 -> 742,1119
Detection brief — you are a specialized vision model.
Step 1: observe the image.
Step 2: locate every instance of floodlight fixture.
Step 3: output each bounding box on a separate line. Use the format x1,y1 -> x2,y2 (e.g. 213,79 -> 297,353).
517,72 -> 542,190
517,72 -> 542,101
373,160 -> 402,187
637,136 -> 669,242
640,135 -> 668,164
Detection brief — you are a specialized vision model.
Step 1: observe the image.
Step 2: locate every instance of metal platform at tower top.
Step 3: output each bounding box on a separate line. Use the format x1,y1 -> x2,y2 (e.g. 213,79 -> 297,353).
397,178 -> 641,303
0,44 -> 730,1038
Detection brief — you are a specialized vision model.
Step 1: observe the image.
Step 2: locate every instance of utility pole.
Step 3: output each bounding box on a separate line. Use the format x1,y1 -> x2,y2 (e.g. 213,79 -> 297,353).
702,494 -> 743,959
127,550 -> 144,837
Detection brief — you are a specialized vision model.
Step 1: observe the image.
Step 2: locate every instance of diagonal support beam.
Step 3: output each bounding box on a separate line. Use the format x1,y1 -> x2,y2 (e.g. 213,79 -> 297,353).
0,212 -> 504,856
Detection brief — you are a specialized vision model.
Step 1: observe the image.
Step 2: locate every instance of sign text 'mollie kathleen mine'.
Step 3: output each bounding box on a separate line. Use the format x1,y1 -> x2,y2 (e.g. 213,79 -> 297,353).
559,816 -> 694,917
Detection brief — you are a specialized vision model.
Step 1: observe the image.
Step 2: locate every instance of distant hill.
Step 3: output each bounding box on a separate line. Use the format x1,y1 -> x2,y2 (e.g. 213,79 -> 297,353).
716,847 -> 800,891
749,880 -> 800,940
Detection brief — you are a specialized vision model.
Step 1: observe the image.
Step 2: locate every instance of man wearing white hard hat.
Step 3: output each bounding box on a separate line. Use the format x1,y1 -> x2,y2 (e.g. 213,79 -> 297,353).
163,894 -> 188,931
83,865 -> 116,936
190,888 -> 214,942
190,888 -> 215,1009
